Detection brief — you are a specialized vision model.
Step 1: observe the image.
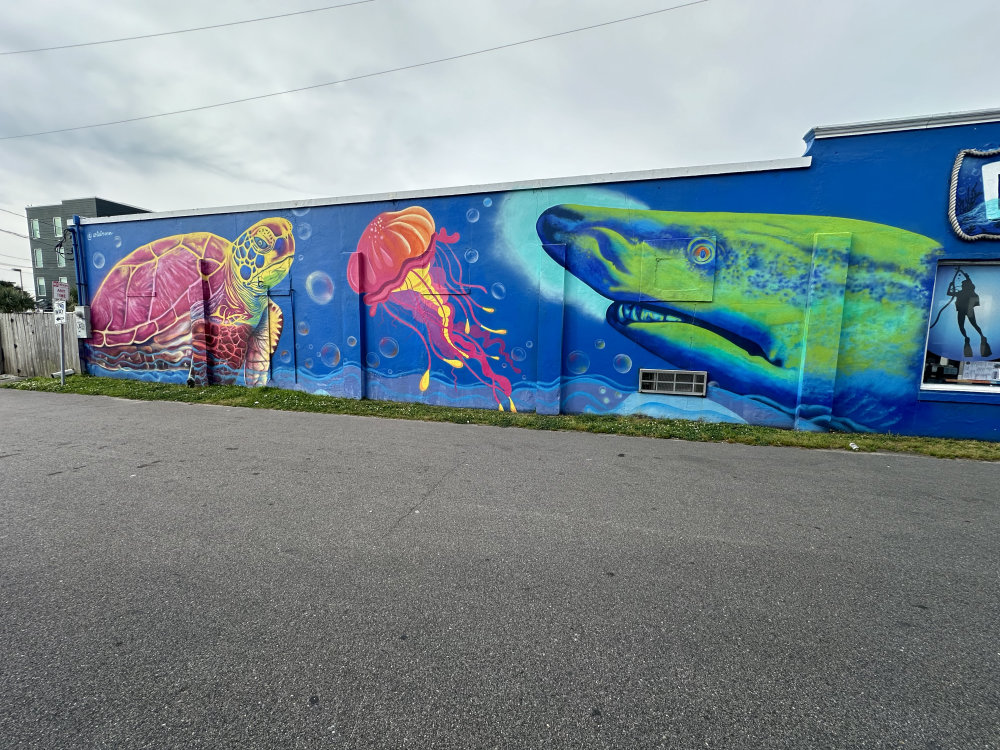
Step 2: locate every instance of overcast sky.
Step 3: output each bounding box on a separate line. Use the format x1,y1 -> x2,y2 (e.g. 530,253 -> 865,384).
0,0 -> 995,286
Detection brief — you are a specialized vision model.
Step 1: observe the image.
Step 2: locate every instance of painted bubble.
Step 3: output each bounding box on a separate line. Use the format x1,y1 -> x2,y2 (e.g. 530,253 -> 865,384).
305,270 -> 335,304
347,336 -> 358,347
525,340 -> 534,349
304,358 -> 314,369
114,236 -> 122,249
320,343 -> 341,367
466,208 -> 480,223
595,339 -> 606,350
296,223 -> 313,241
511,347 -> 527,362
366,352 -> 380,368
387,369 -> 393,375
567,351 -> 590,375
308,344 -> 314,350
613,354 -> 633,374
599,387 -> 607,395
279,349 -> 291,364
92,253 -> 106,270
297,321 -> 310,336
464,248 -> 479,263
379,337 -> 399,358
378,336 -> 399,359
483,198 -> 493,207
291,207 -> 310,217
491,282 -> 506,300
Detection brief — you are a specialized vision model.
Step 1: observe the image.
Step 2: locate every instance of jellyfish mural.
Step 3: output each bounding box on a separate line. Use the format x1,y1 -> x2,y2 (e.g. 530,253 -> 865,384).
347,206 -> 518,411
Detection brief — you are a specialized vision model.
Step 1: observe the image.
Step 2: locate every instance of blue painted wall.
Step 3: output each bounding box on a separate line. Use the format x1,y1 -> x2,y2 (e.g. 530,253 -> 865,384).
75,116 -> 1000,439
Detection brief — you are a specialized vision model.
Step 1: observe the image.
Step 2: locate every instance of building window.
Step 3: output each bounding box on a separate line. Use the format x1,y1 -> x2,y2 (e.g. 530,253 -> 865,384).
34,248 -> 43,267
53,216 -> 63,237
922,262 -> 1000,392
30,218 -> 40,238
37,277 -> 46,297
57,247 -> 66,267
59,276 -> 68,285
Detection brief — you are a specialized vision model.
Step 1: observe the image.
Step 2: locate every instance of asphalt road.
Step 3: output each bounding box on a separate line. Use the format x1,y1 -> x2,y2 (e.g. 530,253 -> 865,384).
0,389 -> 997,749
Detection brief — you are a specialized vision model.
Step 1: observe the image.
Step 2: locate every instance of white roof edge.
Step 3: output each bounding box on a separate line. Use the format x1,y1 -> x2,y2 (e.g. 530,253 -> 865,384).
78,156 -> 813,226
807,107 -> 1000,141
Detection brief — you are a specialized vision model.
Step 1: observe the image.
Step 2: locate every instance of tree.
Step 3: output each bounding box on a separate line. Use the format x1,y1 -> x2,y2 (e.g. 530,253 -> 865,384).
0,281 -> 36,313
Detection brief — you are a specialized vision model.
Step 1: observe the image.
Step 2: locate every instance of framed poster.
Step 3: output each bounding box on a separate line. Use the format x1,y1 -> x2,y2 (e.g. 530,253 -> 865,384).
922,262 -> 1000,391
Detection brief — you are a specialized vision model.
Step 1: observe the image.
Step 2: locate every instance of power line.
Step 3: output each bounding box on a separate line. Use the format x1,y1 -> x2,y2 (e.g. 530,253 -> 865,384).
0,0 -> 708,141
0,227 -> 28,239
0,207 -> 26,218
0,1 -> 375,56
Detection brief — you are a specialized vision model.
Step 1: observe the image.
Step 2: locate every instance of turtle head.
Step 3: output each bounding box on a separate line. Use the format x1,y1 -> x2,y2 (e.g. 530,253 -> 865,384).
232,217 -> 295,293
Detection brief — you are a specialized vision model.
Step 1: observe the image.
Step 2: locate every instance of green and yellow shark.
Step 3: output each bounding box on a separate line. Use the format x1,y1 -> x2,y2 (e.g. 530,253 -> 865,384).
536,204 -> 942,431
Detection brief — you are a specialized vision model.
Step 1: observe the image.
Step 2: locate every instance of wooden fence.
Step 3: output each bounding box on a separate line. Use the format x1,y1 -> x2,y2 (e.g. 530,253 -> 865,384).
0,313 -> 82,377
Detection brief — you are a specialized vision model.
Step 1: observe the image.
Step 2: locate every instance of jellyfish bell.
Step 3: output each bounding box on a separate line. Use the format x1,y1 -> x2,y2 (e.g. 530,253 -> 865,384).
348,207 -> 437,307
348,206 -> 519,411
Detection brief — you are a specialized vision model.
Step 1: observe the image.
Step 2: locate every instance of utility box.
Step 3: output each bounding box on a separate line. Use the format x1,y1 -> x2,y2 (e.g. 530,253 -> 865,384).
74,305 -> 91,339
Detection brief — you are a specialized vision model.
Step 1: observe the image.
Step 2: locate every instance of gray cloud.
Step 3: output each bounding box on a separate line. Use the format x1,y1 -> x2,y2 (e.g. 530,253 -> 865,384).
0,0 -> 994,244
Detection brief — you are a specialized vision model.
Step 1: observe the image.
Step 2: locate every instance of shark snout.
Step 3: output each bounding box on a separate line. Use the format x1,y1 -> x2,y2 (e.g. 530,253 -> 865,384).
536,205 -> 590,262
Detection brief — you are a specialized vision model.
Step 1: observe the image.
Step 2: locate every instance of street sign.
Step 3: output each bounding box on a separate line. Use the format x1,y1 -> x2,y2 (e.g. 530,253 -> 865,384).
52,281 -> 69,302
53,300 -> 67,324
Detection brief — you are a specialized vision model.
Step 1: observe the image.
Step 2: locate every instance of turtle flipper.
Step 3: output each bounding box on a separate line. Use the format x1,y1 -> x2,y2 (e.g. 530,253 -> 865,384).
266,299 -> 284,355
244,300 -> 284,386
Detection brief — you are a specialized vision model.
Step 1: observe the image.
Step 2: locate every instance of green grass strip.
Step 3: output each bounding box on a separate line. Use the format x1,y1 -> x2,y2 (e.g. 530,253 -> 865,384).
4,375 -> 998,460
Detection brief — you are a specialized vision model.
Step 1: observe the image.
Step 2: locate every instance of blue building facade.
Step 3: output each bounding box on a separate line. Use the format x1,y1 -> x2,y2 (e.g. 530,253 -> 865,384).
72,109 -> 1000,439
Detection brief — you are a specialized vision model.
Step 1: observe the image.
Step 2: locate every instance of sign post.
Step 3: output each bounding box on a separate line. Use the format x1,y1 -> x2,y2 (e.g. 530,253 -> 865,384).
52,281 -> 69,386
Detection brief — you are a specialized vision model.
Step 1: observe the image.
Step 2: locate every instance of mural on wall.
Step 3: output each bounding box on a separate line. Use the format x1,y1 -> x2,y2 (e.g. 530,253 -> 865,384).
87,218 -> 295,386
536,205 -> 942,432
924,263 -> 1000,386
949,148 -> 1000,240
348,206 -> 519,412
76,114 -> 1000,441
78,202 -> 946,433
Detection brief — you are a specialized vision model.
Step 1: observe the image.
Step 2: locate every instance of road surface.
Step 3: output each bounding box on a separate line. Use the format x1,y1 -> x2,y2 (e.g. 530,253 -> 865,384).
1,389 -> 997,748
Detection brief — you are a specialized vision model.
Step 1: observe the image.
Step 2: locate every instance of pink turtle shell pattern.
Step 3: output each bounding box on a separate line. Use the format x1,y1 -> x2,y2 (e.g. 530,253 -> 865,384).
90,234 -> 228,349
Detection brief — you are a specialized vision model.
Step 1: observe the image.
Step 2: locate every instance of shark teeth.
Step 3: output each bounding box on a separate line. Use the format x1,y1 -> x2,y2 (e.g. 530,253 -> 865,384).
614,302 -> 683,324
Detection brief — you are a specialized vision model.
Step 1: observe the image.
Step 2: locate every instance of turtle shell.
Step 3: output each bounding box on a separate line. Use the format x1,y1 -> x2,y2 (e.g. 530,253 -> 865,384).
90,233 -> 229,351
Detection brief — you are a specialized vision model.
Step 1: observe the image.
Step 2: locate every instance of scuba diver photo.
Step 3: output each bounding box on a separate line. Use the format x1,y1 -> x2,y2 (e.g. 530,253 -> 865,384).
924,264 -> 999,386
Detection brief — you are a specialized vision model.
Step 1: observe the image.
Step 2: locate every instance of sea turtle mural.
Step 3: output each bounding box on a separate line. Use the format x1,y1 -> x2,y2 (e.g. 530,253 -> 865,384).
87,217 -> 295,386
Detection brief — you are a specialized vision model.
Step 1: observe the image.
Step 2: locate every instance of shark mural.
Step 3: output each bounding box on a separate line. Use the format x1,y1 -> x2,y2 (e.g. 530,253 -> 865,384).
536,205 -> 942,432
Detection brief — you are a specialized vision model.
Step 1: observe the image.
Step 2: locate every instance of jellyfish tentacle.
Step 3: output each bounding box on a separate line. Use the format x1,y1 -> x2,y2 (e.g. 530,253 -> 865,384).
381,301 -> 434,391
437,240 -> 488,295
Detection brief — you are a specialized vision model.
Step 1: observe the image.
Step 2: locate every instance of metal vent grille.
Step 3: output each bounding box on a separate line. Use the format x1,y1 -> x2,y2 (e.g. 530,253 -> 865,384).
639,369 -> 708,397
